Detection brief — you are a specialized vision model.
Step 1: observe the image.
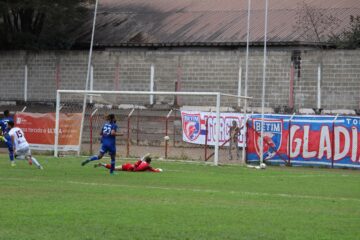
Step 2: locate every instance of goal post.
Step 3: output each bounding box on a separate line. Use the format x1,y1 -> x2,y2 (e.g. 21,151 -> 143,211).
54,90 -> 251,166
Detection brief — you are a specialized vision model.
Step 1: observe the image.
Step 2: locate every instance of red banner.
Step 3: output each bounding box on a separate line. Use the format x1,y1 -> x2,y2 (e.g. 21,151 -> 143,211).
14,112 -> 82,151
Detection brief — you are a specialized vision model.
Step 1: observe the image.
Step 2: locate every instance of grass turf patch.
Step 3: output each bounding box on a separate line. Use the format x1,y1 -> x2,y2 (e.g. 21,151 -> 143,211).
0,154 -> 359,240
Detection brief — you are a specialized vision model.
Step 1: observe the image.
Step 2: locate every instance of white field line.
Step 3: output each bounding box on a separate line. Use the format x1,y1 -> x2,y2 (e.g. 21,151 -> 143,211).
164,168 -> 354,178
1,177 -> 360,203
165,169 -> 350,178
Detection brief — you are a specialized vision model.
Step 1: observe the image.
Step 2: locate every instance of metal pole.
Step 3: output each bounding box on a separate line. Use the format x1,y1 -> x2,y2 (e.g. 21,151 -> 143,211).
288,113 -> 296,165
173,110 -> 176,147
165,117 -> 169,159
289,62 -> 295,109
90,114 -> 93,155
317,63 -> 322,110
85,0 -> 98,95
55,63 -> 60,90
214,93 -> 221,166
244,0 -> 251,100
242,0 -> 252,163
331,114 -> 339,169
204,117 -> 209,161
24,65 -> 28,102
237,63 -> 242,107
78,0 -> 99,156
150,64 -> 155,105
136,108 -> 140,146
176,62 -> 182,106
260,0 -> 269,165
89,108 -> 98,155
54,91 -> 60,157
165,109 -> 173,159
127,108 -> 135,157
241,114 -> 248,163
90,65 -> 94,104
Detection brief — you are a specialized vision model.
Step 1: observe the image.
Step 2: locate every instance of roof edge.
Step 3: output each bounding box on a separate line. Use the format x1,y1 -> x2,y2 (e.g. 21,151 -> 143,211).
73,41 -> 336,50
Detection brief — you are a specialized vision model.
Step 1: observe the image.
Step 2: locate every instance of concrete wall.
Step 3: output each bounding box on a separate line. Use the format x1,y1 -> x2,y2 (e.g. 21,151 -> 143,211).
0,48 -> 359,112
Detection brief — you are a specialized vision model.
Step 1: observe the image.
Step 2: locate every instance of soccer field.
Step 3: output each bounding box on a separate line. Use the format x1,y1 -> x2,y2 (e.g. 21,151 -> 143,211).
0,154 -> 359,240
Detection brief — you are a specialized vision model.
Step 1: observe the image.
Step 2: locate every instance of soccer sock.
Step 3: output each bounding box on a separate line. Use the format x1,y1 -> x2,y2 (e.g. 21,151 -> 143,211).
31,157 -> 41,168
110,157 -> 115,173
89,156 -> 99,161
9,152 -> 14,161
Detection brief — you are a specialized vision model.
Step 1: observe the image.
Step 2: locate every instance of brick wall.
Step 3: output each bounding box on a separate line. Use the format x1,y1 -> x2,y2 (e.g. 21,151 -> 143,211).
0,48 -> 359,111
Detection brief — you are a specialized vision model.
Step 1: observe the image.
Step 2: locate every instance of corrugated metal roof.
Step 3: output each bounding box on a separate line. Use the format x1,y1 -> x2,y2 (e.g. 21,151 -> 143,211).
75,0 -> 360,47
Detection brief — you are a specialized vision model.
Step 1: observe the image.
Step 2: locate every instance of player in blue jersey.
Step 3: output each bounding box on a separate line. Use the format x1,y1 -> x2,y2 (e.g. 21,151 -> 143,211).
81,114 -> 122,174
0,110 -> 15,166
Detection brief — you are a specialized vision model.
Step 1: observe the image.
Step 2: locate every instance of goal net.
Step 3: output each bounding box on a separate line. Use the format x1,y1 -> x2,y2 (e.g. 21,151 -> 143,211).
54,90 -> 251,165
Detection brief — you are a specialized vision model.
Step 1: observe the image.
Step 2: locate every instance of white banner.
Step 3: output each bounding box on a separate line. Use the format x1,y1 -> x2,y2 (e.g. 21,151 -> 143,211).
181,111 -> 247,147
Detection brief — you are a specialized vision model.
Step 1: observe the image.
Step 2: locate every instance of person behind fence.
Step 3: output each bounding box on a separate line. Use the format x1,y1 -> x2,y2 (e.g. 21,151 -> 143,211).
0,110 -> 15,166
7,120 -> 43,169
94,154 -> 162,172
228,120 -> 241,160
81,113 -> 122,174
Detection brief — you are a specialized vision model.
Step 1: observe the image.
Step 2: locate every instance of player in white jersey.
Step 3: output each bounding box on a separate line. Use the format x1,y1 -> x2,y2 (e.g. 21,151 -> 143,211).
7,121 -> 43,169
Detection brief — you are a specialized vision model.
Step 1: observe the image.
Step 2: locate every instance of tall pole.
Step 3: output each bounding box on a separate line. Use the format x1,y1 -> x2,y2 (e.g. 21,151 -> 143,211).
24,65 -> 28,102
54,91 -> 60,157
78,0 -> 99,155
214,93 -> 221,166
260,0 -> 269,165
244,0 -> 251,100
85,0 -> 98,93
237,63 -> 242,107
90,65 -> 94,104
317,63 -> 322,110
242,0 -> 251,163
150,64 -> 155,105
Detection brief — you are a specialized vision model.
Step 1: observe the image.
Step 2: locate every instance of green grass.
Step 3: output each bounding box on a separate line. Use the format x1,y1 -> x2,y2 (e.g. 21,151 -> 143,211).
0,154 -> 359,240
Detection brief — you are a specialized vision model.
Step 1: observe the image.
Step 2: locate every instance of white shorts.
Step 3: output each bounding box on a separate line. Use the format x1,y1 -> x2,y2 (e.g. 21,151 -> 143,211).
15,146 -> 31,157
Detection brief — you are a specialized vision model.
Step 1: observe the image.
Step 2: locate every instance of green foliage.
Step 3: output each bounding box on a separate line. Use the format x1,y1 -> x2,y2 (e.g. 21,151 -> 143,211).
0,0 -> 93,50
330,15 -> 360,49
0,154 -> 359,240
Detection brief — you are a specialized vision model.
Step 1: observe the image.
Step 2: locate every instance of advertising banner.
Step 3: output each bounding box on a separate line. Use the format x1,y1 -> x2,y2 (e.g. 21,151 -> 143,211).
181,111 -> 247,147
14,112 -> 82,151
247,114 -> 360,168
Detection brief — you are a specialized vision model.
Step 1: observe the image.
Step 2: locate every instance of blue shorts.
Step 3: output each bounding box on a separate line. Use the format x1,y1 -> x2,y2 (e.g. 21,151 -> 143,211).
99,144 -> 116,156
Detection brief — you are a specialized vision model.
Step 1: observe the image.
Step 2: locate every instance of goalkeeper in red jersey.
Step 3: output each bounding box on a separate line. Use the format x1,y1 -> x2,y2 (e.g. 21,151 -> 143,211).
94,154 -> 162,172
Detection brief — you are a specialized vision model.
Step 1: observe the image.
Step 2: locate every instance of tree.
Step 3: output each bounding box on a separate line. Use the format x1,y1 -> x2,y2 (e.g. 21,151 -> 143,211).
294,1 -> 340,45
330,15 -> 360,49
0,0 -> 93,50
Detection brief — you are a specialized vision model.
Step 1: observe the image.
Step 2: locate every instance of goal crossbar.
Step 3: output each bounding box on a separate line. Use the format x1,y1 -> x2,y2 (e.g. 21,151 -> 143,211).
57,90 -> 252,98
